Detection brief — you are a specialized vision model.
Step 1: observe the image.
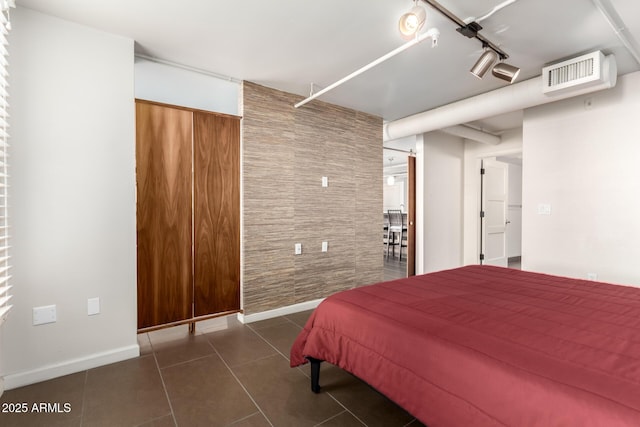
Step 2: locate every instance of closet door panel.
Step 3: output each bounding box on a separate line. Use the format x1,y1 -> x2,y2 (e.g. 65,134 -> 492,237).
193,112 -> 240,316
136,102 -> 194,329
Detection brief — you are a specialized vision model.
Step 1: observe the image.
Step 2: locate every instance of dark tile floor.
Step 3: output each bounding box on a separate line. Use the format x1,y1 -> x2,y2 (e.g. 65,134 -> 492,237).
0,310 -> 425,427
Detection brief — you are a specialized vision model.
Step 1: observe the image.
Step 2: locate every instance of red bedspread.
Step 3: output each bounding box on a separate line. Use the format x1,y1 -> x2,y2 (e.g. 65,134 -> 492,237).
290,265 -> 640,427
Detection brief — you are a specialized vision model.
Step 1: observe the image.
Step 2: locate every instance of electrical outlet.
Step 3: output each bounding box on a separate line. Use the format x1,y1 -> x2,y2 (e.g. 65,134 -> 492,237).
587,273 -> 597,281
33,305 -> 57,326
88,297 -> 100,316
537,203 -> 551,215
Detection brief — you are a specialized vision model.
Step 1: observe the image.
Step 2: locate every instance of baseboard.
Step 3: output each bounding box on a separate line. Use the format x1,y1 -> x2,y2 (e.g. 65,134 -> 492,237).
238,298 -> 324,324
3,344 -> 140,391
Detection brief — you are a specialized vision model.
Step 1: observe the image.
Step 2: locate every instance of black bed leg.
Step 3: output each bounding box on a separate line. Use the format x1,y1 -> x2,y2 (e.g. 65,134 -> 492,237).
308,357 -> 322,393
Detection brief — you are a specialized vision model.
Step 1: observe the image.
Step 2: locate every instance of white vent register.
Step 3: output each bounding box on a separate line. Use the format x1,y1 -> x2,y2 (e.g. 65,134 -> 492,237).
542,51 -> 616,94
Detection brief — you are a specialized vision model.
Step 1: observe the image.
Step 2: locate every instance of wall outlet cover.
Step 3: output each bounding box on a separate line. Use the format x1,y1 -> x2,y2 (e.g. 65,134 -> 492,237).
33,305 -> 57,326
88,297 -> 100,316
537,203 -> 551,215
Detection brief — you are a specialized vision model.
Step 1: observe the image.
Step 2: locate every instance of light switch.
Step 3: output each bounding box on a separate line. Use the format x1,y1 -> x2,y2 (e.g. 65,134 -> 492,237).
321,176 -> 328,187
322,241 -> 328,252
295,243 -> 302,255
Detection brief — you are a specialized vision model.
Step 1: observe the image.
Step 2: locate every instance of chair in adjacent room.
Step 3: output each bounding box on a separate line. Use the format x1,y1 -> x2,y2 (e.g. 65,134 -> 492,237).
386,209 -> 403,259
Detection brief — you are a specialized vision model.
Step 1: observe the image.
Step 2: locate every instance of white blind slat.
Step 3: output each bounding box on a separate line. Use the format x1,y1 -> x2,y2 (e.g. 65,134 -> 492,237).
0,304 -> 11,321
0,2 -> 12,323
0,293 -> 10,306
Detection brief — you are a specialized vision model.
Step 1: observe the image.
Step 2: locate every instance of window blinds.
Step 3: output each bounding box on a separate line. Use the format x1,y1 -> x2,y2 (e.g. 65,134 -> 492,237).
0,1 -> 13,323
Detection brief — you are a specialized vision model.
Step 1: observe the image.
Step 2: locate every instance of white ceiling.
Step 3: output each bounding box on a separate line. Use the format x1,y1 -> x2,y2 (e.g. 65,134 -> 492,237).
15,0 -> 640,132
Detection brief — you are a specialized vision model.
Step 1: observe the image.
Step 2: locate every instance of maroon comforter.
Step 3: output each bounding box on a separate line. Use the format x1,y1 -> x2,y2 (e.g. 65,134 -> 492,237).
290,265 -> 640,426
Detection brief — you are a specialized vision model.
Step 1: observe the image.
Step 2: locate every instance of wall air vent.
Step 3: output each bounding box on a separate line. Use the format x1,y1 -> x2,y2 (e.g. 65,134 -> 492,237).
542,51 -> 616,95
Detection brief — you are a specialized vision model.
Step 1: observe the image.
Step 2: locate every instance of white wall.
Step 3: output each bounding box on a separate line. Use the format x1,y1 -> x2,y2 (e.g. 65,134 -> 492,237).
522,71 -> 640,286
2,8 -> 138,389
135,58 -> 240,115
383,178 -> 406,212
418,131 -> 464,273
462,129 -> 523,265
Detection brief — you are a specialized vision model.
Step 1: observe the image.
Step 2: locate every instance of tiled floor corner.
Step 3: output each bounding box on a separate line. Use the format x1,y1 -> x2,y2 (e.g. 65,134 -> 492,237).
1,310 -> 425,427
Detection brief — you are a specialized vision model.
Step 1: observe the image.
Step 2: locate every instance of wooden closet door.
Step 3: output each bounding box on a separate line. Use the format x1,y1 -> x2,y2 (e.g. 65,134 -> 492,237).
193,112 -> 240,316
136,101 -> 194,329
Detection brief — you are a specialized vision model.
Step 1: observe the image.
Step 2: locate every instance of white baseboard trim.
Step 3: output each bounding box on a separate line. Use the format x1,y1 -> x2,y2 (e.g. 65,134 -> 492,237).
238,298 -> 324,324
3,344 -> 140,391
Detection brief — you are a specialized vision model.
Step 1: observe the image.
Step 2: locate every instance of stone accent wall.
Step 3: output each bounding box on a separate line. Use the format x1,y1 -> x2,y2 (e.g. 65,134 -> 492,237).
242,81 -> 383,315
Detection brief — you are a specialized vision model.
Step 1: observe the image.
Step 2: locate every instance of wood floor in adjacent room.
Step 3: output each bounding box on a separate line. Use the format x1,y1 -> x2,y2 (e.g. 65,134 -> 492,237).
0,310 -> 425,427
384,253 -> 408,282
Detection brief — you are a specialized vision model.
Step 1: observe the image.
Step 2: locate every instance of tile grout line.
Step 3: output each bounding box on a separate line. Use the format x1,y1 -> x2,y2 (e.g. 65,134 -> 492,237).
313,409 -> 367,427
322,389 -> 369,426
78,369 -> 89,427
158,352 -> 218,371
204,338 -> 275,427
152,350 -> 179,427
247,316 -> 369,427
225,410 -> 263,426
246,318 -> 300,361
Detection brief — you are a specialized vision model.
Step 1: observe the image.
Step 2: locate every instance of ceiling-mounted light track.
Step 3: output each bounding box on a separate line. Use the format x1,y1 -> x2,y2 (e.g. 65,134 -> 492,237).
419,0 -> 521,83
294,0 -> 520,109
294,27 -> 440,108
464,0 -> 520,25
420,0 -> 509,60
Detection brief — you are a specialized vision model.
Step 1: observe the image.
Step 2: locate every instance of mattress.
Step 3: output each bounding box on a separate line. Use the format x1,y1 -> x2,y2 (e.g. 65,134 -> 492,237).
290,265 -> 640,426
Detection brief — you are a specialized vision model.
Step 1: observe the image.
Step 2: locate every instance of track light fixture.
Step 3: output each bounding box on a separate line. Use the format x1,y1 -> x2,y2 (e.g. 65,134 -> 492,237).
469,45 -> 521,84
416,0 -> 522,84
492,62 -> 521,83
398,2 -> 427,40
294,0 -> 520,108
470,49 -> 499,79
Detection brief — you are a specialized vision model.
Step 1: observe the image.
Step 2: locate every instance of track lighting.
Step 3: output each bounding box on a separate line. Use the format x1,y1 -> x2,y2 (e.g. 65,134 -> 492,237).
398,3 -> 427,40
492,62 -> 521,83
470,49 -> 499,79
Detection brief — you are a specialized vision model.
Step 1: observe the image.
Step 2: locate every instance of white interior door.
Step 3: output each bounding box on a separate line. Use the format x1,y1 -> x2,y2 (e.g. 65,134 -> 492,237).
482,158 -> 509,267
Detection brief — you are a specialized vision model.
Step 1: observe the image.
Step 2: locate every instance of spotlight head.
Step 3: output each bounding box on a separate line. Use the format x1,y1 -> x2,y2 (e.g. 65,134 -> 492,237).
492,62 -> 521,83
399,5 -> 426,40
470,49 -> 499,79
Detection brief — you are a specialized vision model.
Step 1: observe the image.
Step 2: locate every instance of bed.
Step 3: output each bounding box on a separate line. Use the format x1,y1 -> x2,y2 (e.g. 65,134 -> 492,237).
290,265 -> 640,426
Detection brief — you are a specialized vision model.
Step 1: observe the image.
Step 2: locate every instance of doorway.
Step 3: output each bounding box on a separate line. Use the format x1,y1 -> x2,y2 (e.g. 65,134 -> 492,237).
383,148 -> 416,279
480,155 -> 522,268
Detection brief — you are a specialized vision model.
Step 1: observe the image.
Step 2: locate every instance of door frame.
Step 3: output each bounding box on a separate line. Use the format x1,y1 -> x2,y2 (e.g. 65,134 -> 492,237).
407,155 -> 416,276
